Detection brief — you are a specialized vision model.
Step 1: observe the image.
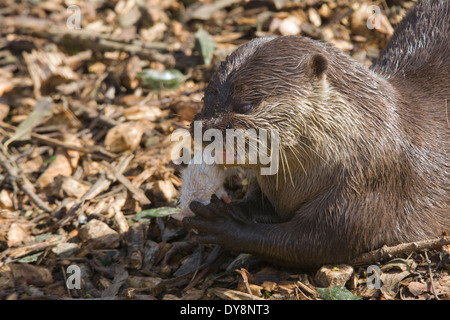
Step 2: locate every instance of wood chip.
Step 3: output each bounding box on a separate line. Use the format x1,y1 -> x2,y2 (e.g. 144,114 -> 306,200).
79,219 -> 120,249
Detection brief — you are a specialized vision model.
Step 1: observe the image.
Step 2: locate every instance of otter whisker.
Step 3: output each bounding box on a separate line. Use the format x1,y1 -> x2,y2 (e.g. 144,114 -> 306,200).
285,118 -> 330,166
281,148 -> 295,187
287,144 -> 307,176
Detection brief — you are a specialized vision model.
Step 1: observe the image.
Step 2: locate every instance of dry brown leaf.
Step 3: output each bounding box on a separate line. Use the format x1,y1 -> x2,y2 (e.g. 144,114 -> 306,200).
318,3 -> 332,19
278,17 -> 302,36
114,210 -> 129,234
408,281 -> 428,296
36,152 -> 73,188
308,8 -> 322,27
123,105 -> 163,122
121,56 -> 142,90
104,121 -> 145,152
7,223 -> 33,248
0,103 -> 10,121
140,22 -> 168,42
9,263 -> 53,286
23,50 -> 79,98
20,153 -> 44,174
0,78 -> 13,97
237,282 -> 263,297
46,175 -> 92,198
0,190 -> 13,209
261,280 -> 277,292
0,264 -> 15,290
153,180 -> 178,202
126,276 -> 165,296
0,211 -> 33,248
278,280 -> 299,295
88,61 -> 107,75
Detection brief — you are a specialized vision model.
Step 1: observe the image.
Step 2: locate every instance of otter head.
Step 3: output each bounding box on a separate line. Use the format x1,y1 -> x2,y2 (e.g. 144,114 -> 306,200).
192,36 -> 335,170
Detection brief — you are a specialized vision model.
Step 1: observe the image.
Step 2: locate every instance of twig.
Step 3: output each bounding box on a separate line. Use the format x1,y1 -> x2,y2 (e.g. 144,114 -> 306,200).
424,250 -> 440,300
69,100 -> 120,128
51,201 -> 84,231
351,236 -> 450,266
294,286 -> 311,300
51,155 -> 138,230
296,281 -> 320,299
0,121 -> 116,161
102,161 -> 151,206
0,15 -> 175,66
21,174 -> 53,213
0,235 -> 64,266
50,173 -> 111,231
61,266 -> 72,298
235,268 -> 255,300
184,245 -> 224,292
0,146 -> 52,213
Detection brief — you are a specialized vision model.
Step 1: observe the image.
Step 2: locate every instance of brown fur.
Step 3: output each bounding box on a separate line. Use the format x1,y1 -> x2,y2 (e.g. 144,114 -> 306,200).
186,0 -> 450,269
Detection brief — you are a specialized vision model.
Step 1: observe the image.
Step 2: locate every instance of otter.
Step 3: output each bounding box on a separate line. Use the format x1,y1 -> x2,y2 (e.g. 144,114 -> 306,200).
182,0 -> 450,269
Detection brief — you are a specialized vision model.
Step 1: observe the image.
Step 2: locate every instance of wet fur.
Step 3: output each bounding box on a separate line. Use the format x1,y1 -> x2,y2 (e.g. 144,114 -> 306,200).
190,0 -> 450,269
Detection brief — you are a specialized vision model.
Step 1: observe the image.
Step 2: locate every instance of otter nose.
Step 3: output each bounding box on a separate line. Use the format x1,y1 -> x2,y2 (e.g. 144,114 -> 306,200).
203,116 -> 222,129
203,116 -> 230,132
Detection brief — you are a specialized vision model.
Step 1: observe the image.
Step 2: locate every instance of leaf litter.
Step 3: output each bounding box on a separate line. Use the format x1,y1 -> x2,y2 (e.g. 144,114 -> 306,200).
0,0 -> 449,300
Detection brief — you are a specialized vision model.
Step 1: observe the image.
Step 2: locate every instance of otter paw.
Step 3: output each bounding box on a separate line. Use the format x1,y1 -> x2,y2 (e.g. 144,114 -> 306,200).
182,195 -> 246,246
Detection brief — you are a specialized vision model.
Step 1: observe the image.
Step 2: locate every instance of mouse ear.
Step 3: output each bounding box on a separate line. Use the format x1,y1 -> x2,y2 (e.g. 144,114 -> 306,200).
307,54 -> 328,78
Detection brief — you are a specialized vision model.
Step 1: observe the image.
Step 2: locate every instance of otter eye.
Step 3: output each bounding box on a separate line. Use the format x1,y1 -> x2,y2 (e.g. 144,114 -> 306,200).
233,103 -> 253,114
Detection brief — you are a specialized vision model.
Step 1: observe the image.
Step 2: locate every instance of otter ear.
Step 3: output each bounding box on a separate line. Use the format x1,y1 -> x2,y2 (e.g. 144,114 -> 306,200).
307,54 -> 328,79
